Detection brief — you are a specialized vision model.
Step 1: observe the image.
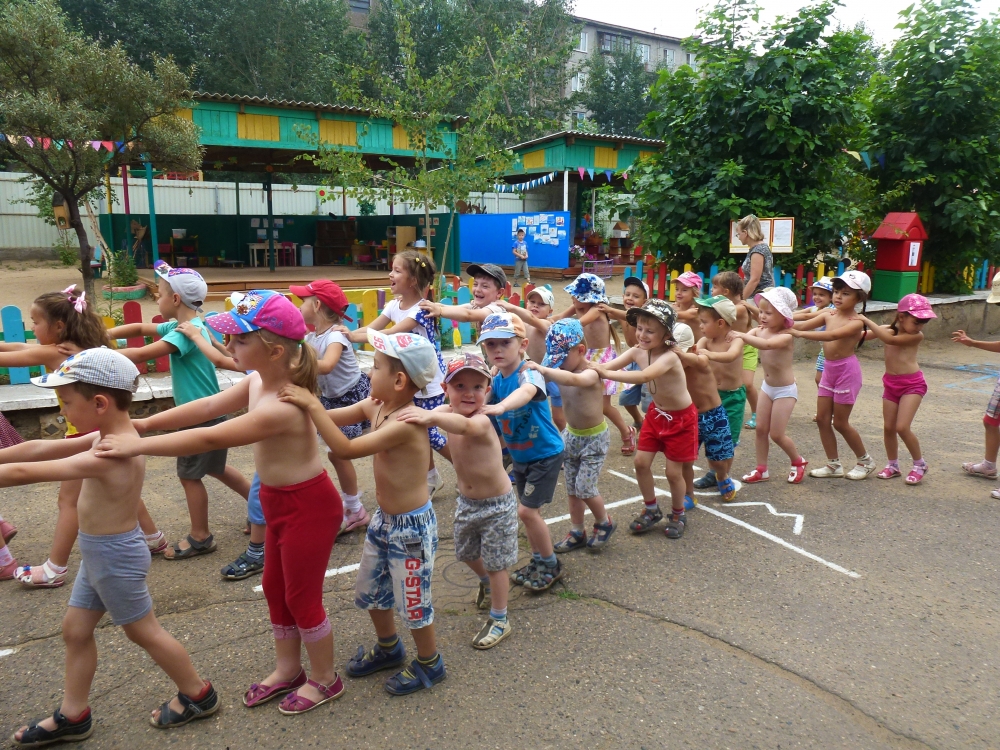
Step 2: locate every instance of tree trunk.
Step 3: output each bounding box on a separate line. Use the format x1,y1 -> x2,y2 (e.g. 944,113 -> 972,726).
67,195 -> 95,299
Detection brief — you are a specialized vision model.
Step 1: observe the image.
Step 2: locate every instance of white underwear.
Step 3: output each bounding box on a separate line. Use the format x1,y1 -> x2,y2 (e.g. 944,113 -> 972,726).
761,381 -> 798,401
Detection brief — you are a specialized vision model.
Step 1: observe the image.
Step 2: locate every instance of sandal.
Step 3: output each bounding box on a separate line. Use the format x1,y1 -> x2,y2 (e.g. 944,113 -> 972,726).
244,669 -> 306,707
163,535 -> 216,561
621,425 -> 637,456
277,676 -> 345,715
12,708 -> 93,747
1,558 -> 18,581
664,511 -> 687,540
554,530 -> 587,553
221,551 -> 264,580
693,470 -> 717,489
1,519 -> 17,544
15,560 -> 66,589
384,657 -> 447,695
788,458 -> 808,485
472,617 -> 512,650
962,461 -> 997,479
476,581 -> 491,610
149,683 -> 219,729
523,560 -> 563,592
629,507 -> 663,534
906,464 -> 927,485
742,467 -> 769,484
877,464 -> 901,480
146,532 -> 169,556
511,559 -> 538,586
346,641 -> 406,677
717,477 -> 737,501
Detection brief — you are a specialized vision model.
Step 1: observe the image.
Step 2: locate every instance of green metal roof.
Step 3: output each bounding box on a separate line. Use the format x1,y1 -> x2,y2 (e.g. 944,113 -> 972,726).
503,130 -> 663,177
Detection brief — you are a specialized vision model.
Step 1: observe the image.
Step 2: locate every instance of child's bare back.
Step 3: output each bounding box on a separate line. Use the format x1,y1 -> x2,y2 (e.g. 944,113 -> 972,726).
677,351 -> 722,411
247,375 -> 326,487
77,437 -> 146,536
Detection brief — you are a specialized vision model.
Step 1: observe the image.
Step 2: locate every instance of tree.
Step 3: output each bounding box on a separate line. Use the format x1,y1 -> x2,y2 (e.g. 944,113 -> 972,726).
0,0 -> 202,297
630,0 -> 878,266
869,0 -> 1000,293
576,40 -> 657,136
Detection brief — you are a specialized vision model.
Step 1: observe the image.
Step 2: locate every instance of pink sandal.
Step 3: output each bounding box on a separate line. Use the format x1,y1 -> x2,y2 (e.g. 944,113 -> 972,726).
877,464 -> 901,480
787,458 -> 808,484
621,426 -> 637,456
0,520 -> 17,544
243,669 -> 306,707
277,676 -> 345,715
742,467 -> 769,483
906,464 -> 927,485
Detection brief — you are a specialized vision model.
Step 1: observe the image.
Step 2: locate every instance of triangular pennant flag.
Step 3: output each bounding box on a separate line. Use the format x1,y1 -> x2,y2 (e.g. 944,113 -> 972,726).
9,135 -> 20,145
623,171 -> 628,180
66,140 -> 72,148
605,170 -> 613,182
587,168 -> 594,180
860,151 -> 872,169
24,137 -> 33,147
41,138 -> 51,150
844,150 -> 861,161
877,153 -> 885,169
101,141 -> 113,151
53,140 -> 62,150
578,167 -> 585,179
113,141 -> 123,152
91,141 -> 101,150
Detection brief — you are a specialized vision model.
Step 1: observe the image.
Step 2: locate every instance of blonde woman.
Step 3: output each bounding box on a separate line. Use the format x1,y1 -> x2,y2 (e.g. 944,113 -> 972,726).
736,214 -> 774,429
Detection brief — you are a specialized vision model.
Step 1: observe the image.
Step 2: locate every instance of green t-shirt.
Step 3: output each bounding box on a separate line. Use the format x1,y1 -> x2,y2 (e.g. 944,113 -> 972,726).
156,318 -> 219,406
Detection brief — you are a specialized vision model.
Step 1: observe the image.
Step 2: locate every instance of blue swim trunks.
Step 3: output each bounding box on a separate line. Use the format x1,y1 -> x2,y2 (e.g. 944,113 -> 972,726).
698,404 -> 735,462
545,379 -> 562,408
618,363 -> 644,407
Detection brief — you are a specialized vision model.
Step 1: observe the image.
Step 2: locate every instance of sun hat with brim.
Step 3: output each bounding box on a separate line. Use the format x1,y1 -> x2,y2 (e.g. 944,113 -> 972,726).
754,287 -> 798,328
897,293 -> 937,320
623,276 -> 650,298
32,347 -> 140,393
466,263 -> 507,290
476,313 -> 526,343
626,299 -> 676,332
836,270 -> 872,295
673,322 -> 695,352
672,271 -> 703,291
153,260 -> 207,313
694,294 -> 737,325
289,280 -> 353,322
207,290 -> 307,341
564,273 -> 608,304
526,285 -> 555,308
444,352 -> 492,384
367,329 -> 439,389
542,318 -> 585,369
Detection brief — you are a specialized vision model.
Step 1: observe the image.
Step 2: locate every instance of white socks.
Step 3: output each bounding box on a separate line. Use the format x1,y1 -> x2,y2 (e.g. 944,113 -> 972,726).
0,546 -> 13,566
342,492 -> 363,514
427,468 -> 439,482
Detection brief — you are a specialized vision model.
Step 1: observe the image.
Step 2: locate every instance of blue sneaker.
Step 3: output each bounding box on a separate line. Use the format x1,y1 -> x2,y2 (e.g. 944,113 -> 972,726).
692,470 -> 716,489
346,640 -> 406,678
683,495 -> 696,511
384,656 -> 447,695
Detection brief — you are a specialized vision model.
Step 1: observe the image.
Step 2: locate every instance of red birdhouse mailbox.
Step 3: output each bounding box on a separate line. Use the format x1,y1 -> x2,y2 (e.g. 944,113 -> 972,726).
873,212 -> 927,272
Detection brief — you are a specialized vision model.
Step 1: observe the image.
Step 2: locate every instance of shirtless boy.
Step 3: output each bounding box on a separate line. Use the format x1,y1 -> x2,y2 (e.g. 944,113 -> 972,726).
712,271 -> 759,429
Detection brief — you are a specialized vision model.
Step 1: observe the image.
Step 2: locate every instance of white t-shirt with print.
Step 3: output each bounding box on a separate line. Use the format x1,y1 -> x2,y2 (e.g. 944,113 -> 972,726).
383,298 -> 444,398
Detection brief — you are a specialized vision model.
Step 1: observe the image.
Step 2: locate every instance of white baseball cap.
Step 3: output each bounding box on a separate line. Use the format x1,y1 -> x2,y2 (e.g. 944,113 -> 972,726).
838,270 -> 871,295
673,322 -> 695,352
154,261 -> 208,312
367,330 -> 440,390
32,347 -> 140,393
526,285 -> 555,308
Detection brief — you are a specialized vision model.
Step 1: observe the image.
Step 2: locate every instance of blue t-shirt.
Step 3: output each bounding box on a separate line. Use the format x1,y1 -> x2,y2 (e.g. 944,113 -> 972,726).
490,361 -> 563,464
156,318 -> 220,406
513,240 -> 527,259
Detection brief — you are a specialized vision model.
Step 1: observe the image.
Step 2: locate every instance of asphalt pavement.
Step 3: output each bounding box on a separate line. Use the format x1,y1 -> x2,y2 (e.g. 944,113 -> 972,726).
1,340 -> 999,749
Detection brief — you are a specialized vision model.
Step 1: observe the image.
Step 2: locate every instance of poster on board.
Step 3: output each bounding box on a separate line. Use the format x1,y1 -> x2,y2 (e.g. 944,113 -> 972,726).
729,217 -> 795,253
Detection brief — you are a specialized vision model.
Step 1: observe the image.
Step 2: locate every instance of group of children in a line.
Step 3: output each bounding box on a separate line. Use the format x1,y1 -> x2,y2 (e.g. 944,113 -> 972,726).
5,246 -> 995,747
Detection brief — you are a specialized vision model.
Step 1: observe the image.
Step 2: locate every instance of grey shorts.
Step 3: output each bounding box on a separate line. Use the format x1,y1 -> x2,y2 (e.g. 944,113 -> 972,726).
562,425 -> 610,499
454,488 -> 519,572
512,451 -> 565,510
177,416 -> 228,480
69,525 -> 153,626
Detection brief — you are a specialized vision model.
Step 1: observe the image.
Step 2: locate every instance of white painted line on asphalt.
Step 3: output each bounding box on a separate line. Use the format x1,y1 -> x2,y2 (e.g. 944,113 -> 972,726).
543,494 -> 645,525
607,470 -> 860,579
723,502 -> 804,535
0,648 -> 15,658
254,562 -> 361,593
648,473 -> 744,495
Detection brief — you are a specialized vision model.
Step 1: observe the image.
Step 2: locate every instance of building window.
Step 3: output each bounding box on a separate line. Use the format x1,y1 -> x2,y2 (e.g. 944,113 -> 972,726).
637,43 -> 650,64
576,31 -> 588,53
686,52 -> 697,70
599,31 -> 631,53
348,0 -> 370,11
664,48 -> 675,67
570,72 -> 587,93
573,112 -> 587,128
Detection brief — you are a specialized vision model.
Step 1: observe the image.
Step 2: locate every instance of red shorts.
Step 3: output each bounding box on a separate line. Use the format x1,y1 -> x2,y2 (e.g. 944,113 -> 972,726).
637,402 -> 698,463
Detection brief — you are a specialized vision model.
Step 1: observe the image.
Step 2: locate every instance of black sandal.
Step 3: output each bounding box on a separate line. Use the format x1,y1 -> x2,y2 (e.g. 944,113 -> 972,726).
511,559 -> 537,586
220,551 -> 264,580
523,560 -> 563,592
629,507 -> 663,534
664,512 -> 687,540
12,708 -> 93,747
164,535 -> 216,561
149,683 -> 219,729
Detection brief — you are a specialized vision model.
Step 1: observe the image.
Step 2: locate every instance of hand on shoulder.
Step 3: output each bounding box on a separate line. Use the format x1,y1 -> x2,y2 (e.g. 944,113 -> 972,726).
277,384 -> 322,411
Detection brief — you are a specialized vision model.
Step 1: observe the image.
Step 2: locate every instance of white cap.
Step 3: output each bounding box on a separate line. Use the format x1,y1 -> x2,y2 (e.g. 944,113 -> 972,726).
526,285 -> 555,308
673,322 -> 695,352
988,271 -> 1000,304
838,270 -> 871,295
153,261 -> 208,312
32,348 -> 140,393
367,330 -> 440,390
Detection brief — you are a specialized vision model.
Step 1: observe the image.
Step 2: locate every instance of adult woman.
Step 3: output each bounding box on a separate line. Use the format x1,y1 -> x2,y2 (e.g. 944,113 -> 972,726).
737,215 -> 774,429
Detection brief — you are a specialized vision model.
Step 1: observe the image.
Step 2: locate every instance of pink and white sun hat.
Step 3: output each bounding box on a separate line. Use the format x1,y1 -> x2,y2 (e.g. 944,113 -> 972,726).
897,293 -> 936,320
754,286 -> 798,328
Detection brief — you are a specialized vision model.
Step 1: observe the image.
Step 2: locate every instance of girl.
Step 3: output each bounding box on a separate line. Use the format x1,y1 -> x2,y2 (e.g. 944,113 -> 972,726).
558,273 -> 636,455
290,280 -> 371,533
857,294 -> 934,484
793,277 -> 835,421
790,271 -> 876,480
344,250 -> 452,499
0,286 -> 163,588
97,290 -> 346,714
734,287 -> 808,484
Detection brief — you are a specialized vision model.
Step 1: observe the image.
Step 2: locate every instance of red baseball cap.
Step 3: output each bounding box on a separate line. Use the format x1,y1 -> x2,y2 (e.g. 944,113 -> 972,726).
289,280 -> 353,322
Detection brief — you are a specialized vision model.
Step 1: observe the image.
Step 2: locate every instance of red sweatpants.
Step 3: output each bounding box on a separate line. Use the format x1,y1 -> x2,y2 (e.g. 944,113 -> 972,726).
260,471 -> 342,642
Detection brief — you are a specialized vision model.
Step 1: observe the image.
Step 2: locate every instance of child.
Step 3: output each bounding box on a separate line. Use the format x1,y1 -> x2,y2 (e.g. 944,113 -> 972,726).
558,273 -> 636,455
672,271 -> 704,343
1,286 -> 163,588
290,280 -> 371,532
498,286 -> 567,431
477,313 -> 566,591
591,300 -> 694,539
599,276 -> 650,431
790,270 -> 876,480
528,319 -> 616,553
512,228 -> 530,286
350,251 -> 451,498
110,261 -> 251,561
397,353 -> 518,649
421,262 -> 508,323
733,287 -> 808,484
691,294 -> 745,489
794,277 -> 835,420
673,322 -> 737,501
858,294 -> 934,484
711,270 -> 760,429
10,348 -> 218,745
280,330 -> 447,694
99,290 -> 346,714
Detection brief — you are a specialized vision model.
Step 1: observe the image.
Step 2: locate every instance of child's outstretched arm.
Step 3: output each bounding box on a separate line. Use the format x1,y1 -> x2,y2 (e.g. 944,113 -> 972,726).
951,330 -> 1000,352
793,310 -> 832,331
108,323 -> 160,339
790,318 -> 864,341
0,448 -> 112,487
176,322 -> 241,371
700,336 -> 743,362
419,300 -> 489,323
0,434 -> 96,464
597,303 -> 627,322
858,315 -> 923,346
115,339 -> 176,365
346,313 -> 419,343
524,359 -> 601,388
577,305 -> 605,326
550,304 -> 577,321
736,329 -> 794,350
479,380 -> 540,417
397,404 -> 494,438
594,349 -> 672,384
135,376 -> 252,434
0,346 -> 65,371
498,300 -> 550,332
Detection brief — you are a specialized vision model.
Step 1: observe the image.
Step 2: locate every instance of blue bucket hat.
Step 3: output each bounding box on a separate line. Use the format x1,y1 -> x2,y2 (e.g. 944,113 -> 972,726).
542,318 -> 586,369
564,273 -> 608,304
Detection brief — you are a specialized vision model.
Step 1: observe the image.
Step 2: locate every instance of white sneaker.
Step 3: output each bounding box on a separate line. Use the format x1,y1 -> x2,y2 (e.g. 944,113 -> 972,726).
809,462 -> 844,478
428,472 -> 444,501
846,458 -> 877,481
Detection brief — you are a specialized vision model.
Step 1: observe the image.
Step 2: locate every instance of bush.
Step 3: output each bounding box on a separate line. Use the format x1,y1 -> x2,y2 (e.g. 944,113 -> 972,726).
53,231 -> 77,266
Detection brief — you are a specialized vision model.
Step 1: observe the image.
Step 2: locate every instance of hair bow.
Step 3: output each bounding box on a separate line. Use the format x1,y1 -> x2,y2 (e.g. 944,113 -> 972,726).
61,284 -> 77,296
73,291 -> 87,313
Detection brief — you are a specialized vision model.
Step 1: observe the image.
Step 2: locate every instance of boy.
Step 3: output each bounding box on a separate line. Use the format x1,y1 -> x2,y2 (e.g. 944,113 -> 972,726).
672,270 -> 704,343
512,228 -> 530,286
477,313 -> 566,592
592,300 -> 694,539
713,270 -> 759,429
397,352 -> 518,649
498,285 -> 567,431
599,276 -> 650,430
420,262 -> 507,325
109,261 -> 251,565
9,349 -> 217,746
283,331 -> 447,695
692,293 -> 745,490
527,318 -> 616,552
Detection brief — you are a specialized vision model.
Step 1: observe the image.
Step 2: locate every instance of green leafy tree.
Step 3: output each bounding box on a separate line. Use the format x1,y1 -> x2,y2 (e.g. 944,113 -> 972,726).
869,0 -> 1000,293
630,0 -> 878,265
576,40 -> 657,136
0,0 -> 202,297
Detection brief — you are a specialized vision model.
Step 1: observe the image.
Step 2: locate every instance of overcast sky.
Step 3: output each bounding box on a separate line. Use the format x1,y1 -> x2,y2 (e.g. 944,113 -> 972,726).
572,0 -> 1000,45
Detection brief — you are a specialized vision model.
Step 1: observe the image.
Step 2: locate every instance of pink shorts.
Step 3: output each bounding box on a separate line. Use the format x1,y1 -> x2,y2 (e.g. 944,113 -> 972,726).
587,346 -> 619,396
817,355 -> 862,405
882,371 -> 927,404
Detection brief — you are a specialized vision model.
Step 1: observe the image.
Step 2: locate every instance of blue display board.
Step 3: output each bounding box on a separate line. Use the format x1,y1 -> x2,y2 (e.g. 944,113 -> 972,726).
459,211 -> 570,269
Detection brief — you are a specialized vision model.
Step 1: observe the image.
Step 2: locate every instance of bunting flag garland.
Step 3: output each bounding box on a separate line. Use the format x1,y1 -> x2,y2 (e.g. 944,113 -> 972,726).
623,171 -> 629,180
578,166 -> 586,179
605,169 -> 613,182
842,148 -> 884,169
860,152 -> 872,169
587,168 -> 594,180
493,171 -> 558,193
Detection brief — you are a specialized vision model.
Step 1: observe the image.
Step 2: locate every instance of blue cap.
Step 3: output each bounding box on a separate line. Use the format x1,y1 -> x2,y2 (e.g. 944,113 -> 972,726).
542,318 -> 585,368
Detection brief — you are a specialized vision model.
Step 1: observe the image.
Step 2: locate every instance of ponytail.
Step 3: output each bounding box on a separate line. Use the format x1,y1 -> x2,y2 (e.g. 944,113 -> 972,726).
258,330 -> 318,393
856,293 -> 869,350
